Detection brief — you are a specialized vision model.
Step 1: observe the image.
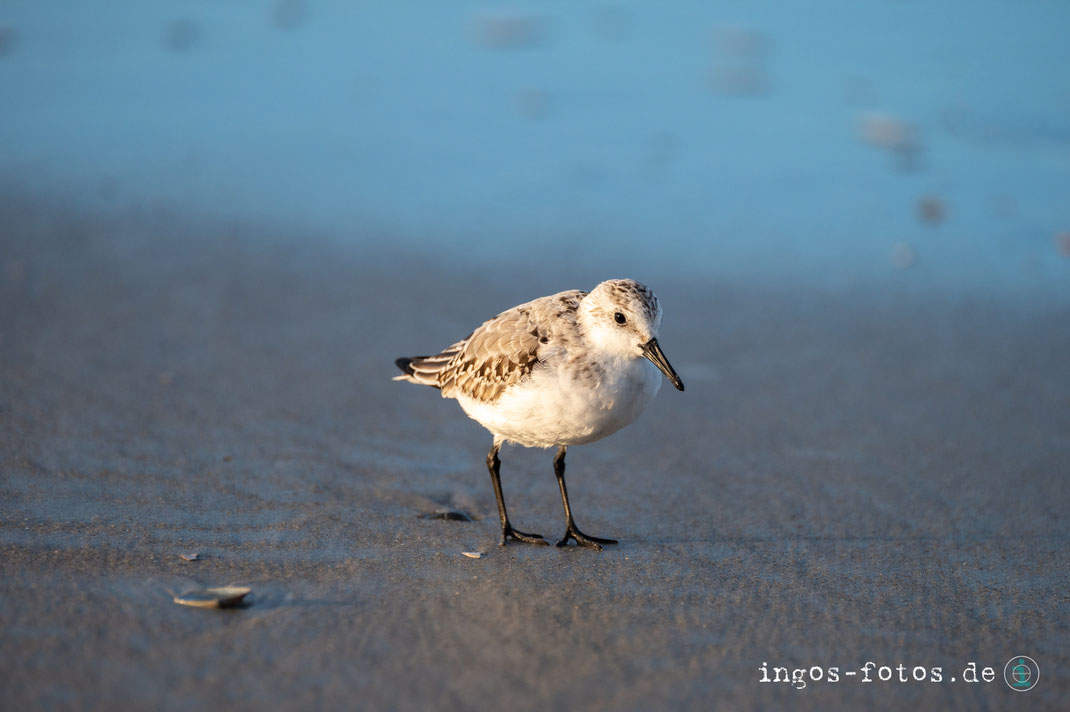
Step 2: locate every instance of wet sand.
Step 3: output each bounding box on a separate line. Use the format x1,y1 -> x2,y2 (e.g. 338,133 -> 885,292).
1,197 -> 1068,710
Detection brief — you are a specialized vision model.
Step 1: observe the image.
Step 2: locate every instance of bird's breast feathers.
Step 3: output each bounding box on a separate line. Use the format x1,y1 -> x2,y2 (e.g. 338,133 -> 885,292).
457,353 -> 661,448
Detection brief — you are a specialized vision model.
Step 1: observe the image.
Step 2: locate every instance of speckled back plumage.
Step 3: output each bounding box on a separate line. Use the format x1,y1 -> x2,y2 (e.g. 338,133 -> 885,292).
394,289 -> 588,403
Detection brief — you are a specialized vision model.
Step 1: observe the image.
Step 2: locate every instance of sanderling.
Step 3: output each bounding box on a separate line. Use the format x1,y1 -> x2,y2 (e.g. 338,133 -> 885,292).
394,279 -> 684,550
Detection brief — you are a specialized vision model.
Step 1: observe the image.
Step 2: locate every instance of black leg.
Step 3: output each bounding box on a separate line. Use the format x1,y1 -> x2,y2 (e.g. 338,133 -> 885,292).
486,441 -> 547,546
553,446 -> 617,550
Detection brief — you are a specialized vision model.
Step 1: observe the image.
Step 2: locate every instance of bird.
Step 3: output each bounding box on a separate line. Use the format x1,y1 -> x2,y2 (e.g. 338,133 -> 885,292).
393,278 -> 684,550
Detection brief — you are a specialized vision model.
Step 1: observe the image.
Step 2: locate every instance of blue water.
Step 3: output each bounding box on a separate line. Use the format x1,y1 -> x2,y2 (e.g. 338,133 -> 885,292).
2,1 -> 1068,299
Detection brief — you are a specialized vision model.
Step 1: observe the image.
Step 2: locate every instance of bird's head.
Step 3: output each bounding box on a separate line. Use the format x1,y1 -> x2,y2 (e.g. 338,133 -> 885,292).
578,279 -> 684,391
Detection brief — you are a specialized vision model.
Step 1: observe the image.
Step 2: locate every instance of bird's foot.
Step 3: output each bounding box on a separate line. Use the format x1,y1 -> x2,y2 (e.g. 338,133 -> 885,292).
499,524 -> 549,547
555,526 -> 617,551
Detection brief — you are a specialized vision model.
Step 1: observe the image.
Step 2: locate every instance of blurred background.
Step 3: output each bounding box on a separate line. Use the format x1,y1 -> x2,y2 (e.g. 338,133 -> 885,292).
1,0 -> 1068,300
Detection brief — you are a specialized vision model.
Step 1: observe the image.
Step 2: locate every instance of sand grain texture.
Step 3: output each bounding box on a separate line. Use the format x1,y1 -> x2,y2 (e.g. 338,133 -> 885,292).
1,200 -> 1067,710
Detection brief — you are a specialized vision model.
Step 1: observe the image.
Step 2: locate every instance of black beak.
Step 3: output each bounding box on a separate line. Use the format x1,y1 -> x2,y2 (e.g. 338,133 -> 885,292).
641,338 -> 684,391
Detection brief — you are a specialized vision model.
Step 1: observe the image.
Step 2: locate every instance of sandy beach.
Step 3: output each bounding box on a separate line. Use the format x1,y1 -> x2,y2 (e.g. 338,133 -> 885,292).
2,1 -> 1068,708
1,197 -> 1067,710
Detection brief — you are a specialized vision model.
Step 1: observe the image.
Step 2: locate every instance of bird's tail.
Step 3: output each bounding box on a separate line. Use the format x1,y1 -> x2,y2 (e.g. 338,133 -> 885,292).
392,355 -> 445,390
393,338 -> 466,390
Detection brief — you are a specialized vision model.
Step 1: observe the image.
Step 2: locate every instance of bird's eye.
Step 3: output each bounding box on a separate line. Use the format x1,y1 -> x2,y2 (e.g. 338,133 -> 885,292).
614,312 -> 627,325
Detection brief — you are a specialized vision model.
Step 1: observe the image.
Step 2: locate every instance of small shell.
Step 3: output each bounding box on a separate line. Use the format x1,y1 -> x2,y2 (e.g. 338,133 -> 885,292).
173,586 -> 251,608
179,553 -> 199,561
462,551 -> 484,559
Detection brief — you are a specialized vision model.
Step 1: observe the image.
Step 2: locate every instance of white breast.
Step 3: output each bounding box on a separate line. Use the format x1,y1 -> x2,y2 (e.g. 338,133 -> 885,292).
456,355 -> 662,448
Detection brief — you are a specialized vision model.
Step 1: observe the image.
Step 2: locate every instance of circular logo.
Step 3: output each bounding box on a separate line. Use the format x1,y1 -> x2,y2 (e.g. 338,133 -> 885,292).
1004,655 -> 1039,692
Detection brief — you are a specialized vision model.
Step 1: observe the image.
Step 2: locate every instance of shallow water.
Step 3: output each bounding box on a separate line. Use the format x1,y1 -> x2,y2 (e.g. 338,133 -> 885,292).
1,1 -> 1068,299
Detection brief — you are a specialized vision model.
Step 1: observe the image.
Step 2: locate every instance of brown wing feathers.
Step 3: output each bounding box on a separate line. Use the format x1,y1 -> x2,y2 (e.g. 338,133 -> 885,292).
393,290 -> 586,403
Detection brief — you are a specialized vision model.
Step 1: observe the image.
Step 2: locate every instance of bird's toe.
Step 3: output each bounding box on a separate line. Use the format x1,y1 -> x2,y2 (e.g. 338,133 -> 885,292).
556,527 -> 614,551
501,525 -> 549,546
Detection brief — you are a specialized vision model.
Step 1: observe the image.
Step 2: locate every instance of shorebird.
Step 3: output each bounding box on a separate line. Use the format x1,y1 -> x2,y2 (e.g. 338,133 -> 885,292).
394,279 -> 684,550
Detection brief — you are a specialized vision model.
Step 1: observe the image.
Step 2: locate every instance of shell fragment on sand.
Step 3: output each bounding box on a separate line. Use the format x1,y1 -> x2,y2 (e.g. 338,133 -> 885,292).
462,551 -> 484,559
172,586 -> 251,608
179,553 -> 199,561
